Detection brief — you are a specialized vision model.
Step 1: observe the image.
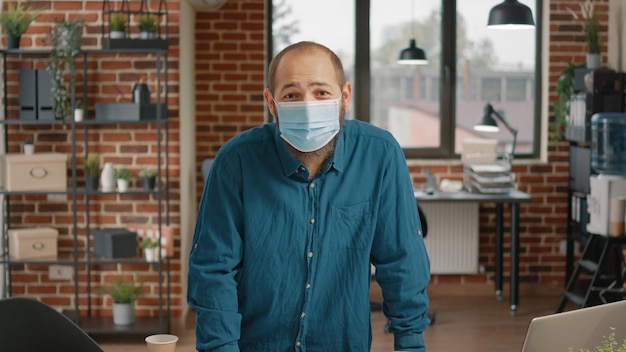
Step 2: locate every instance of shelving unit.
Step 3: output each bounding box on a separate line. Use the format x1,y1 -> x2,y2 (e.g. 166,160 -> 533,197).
560,69 -> 626,312
0,47 -> 170,335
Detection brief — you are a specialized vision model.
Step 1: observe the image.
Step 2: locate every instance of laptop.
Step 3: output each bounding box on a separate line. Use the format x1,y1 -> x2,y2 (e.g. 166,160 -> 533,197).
521,300 -> 626,352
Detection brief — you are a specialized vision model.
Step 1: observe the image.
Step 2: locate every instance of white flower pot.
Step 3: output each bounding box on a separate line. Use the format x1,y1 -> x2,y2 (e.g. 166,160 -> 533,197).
23,144 -> 34,155
586,53 -> 601,69
112,302 -> 135,325
74,108 -> 84,122
144,247 -> 156,262
117,179 -> 129,192
110,30 -> 126,39
139,31 -> 157,40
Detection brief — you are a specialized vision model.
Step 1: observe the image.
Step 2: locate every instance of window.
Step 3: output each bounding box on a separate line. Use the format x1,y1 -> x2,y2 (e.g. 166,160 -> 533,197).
269,0 -> 542,159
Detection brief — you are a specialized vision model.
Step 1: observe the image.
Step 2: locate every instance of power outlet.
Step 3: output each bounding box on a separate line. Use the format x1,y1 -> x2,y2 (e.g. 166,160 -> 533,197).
49,265 -> 73,280
47,194 -> 67,202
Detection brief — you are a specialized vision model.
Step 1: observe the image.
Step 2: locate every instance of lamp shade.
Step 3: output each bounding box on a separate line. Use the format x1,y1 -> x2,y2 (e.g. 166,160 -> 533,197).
398,39 -> 428,65
474,105 -> 500,132
487,0 -> 535,28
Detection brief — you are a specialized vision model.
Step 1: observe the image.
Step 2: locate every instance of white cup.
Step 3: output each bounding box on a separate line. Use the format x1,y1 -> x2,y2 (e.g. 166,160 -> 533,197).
145,334 -> 179,352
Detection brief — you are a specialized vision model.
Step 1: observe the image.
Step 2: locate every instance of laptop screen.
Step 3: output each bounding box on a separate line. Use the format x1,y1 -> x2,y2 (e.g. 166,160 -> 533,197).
521,300 -> 626,352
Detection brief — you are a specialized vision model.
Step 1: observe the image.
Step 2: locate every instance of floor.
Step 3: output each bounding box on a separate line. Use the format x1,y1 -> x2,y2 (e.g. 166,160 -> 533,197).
96,286 -> 562,352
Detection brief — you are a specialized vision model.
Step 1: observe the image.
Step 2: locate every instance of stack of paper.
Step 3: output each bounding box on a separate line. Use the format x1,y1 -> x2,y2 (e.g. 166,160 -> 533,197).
463,162 -> 517,194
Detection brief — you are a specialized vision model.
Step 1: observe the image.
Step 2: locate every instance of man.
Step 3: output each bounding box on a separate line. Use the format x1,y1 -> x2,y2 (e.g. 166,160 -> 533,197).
188,41 -> 430,351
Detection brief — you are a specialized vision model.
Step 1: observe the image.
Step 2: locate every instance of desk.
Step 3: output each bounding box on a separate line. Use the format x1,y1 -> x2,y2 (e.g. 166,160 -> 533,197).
414,189 -> 532,315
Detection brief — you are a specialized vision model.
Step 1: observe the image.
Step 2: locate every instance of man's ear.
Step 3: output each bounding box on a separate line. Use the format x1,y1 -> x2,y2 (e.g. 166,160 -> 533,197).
340,82 -> 353,109
263,88 -> 276,117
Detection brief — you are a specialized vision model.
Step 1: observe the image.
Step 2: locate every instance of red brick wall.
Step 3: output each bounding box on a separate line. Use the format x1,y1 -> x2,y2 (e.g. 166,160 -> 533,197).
5,0 -> 182,319
193,0 -> 612,291
194,0 -> 266,195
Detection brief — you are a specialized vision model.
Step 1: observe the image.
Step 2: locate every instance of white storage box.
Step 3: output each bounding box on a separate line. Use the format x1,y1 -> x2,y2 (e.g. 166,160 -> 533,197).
8,227 -> 59,260
462,139 -> 497,163
1,153 -> 67,191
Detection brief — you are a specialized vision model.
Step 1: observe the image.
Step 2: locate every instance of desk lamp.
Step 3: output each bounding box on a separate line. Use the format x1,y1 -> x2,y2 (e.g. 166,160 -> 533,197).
474,103 -> 518,160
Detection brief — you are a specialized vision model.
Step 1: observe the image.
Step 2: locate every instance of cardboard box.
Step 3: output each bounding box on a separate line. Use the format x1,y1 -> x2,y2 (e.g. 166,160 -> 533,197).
1,153 -> 67,191
462,139 -> 498,164
93,228 -> 137,258
8,227 -> 58,260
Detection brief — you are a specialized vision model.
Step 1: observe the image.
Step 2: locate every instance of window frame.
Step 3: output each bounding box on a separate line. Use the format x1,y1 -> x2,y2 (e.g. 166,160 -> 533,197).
267,0 -> 543,160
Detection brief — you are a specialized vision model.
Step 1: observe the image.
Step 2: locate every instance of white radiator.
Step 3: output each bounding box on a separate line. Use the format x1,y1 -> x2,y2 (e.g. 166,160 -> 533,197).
420,202 -> 479,274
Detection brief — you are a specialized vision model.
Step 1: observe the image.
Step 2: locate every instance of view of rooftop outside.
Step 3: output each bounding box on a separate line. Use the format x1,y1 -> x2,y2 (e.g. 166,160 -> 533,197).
272,0 -> 537,156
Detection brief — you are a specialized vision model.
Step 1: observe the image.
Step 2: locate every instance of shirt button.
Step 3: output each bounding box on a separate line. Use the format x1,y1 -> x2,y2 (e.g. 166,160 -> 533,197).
295,341 -> 301,347
308,252 -> 313,258
309,182 -> 315,188
310,218 -> 315,224
301,312 -> 306,318
300,167 -> 306,171
306,283 -> 311,289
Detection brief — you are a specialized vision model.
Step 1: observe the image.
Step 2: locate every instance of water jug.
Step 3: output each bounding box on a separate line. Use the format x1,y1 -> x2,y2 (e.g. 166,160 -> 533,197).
591,112 -> 626,175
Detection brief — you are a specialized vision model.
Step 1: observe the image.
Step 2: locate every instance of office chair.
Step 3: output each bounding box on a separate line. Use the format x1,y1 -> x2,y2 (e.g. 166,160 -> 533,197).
0,296 -> 104,352
201,158 -> 214,182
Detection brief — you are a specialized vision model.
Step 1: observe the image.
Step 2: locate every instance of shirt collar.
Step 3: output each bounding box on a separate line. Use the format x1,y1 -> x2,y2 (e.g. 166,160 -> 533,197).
273,123 -> 346,177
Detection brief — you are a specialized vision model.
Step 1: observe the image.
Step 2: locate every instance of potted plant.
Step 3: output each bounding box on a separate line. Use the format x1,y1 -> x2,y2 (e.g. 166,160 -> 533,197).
115,167 -> 132,192
73,99 -> 84,122
138,13 -> 158,39
138,167 -> 158,191
47,18 -> 84,121
0,1 -> 42,49
23,137 -> 34,155
109,12 -> 126,39
100,276 -> 143,325
141,236 -> 159,262
567,0 -> 600,69
84,154 -> 100,192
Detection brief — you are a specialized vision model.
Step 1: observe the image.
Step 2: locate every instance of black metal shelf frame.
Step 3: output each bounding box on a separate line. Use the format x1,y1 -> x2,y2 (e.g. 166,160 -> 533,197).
0,47 -> 170,335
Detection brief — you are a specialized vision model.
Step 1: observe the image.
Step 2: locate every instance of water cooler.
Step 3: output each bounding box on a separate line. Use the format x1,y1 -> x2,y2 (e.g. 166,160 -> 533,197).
586,112 -> 626,236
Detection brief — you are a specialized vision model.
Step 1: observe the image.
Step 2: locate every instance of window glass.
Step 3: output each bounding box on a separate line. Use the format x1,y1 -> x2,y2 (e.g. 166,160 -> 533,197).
271,0 -> 540,158
271,0 -> 355,119
455,0 -> 536,155
370,0 -> 442,148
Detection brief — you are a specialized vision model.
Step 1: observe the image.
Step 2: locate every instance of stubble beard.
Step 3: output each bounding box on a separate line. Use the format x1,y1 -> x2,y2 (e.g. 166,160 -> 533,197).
285,108 -> 345,165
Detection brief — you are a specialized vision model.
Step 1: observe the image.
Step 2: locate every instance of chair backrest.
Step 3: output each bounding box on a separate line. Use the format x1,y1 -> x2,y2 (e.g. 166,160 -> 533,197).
417,205 -> 428,237
201,158 -> 214,183
0,296 -> 104,352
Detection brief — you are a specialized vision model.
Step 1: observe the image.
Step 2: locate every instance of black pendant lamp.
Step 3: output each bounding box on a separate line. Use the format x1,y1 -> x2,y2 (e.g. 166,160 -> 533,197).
398,39 -> 428,65
397,0 -> 428,65
487,0 -> 535,29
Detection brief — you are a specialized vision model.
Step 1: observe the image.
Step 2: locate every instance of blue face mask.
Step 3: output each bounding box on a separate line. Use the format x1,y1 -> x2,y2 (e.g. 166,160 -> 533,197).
275,98 -> 341,152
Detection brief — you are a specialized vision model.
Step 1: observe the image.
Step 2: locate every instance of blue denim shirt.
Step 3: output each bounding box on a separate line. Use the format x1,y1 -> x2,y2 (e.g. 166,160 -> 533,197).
188,120 -> 430,352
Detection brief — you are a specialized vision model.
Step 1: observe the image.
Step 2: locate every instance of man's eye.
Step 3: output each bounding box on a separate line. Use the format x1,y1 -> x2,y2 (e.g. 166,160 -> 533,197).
284,93 -> 297,99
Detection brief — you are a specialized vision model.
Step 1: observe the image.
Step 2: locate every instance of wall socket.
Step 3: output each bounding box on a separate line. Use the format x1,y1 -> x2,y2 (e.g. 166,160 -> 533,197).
49,265 -> 73,280
46,194 -> 67,202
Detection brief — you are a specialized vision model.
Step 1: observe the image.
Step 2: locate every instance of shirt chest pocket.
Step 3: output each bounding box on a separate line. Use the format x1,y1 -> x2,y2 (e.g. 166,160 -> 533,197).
329,201 -> 372,250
